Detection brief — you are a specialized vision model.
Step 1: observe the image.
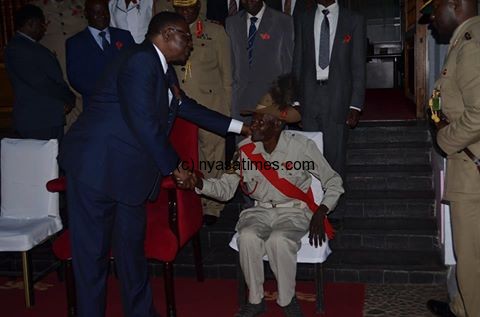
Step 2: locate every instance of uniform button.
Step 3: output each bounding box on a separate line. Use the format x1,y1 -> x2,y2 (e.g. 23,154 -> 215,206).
181,67 -> 185,71
181,79 -> 185,83
209,89 -> 212,93
201,43 -> 205,46
63,32 -> 67,35
61,22 -> 64,25
59,13 -> 63,16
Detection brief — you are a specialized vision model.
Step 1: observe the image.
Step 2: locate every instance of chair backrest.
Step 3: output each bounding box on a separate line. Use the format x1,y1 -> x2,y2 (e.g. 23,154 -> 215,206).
169,118 -> 199,165
284,131 -> 324,204
1,138 -> 59,219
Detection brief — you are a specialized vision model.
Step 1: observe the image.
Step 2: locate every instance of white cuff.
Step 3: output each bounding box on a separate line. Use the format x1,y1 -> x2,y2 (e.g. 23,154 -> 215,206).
228,119 -> 243,134
350,106 -> 362,112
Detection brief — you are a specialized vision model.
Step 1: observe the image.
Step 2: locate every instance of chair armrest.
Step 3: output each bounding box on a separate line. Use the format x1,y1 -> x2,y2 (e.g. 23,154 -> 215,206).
46,176 -> 67,192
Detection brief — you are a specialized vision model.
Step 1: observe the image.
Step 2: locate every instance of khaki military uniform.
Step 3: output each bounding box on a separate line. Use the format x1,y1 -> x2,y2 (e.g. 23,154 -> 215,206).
435,16 -> 480,317
31,0 -> 87,131
174,18 -> 232,217
199,132 -> 344,306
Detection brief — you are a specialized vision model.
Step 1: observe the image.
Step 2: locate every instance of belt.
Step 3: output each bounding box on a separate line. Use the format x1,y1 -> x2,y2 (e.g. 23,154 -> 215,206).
316,80 -> 328,86
255,201 -> 307,209
463,148 -> 480,173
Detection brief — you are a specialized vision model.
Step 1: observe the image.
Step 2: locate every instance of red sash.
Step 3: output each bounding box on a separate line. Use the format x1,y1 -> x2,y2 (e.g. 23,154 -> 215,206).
240,142 -> 335,239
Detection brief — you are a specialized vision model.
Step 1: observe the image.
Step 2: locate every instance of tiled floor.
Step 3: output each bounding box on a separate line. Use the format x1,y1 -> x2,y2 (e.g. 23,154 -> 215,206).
364,284 -> 448,317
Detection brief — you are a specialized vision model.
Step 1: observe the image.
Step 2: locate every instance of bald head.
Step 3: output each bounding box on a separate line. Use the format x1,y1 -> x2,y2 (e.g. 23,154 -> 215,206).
85,0 -> 110,30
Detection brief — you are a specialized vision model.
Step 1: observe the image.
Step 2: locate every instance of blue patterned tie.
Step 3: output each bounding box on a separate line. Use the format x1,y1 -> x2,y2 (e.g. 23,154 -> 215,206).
318,9 -> 330,69
247,16 -> 258,66
99,31 -> 109,50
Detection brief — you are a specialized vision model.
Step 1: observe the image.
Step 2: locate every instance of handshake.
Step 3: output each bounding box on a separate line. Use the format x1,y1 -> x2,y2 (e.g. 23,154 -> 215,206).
172,164 -> 202,190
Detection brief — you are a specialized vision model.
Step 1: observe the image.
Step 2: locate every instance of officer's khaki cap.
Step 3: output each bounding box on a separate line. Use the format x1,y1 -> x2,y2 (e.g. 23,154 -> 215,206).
241,93 -> 301,124
173,0 -> 198,6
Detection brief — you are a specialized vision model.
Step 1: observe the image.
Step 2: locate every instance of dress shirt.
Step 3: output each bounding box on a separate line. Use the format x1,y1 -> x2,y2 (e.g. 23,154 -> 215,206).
246,3 -> 266,35
109,0 -> 153,43
282,0 -> 297,15
152,44 -> 243,133
88,26 -> 111,49
314,1 -> 338,81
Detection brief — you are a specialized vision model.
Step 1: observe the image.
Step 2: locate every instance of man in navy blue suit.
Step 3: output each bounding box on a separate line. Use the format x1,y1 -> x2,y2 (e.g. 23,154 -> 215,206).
5,4 -> 76,141
59,11 -> 249,317
66,0 -> 135,109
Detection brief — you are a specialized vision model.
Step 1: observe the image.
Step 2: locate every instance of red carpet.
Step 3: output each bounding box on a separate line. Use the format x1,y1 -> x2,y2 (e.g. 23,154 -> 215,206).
361,88 -> 416,121
0,273 -> 364,317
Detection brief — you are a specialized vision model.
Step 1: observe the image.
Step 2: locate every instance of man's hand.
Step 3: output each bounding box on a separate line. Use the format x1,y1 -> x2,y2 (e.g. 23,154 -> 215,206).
308,204 -> 329,248
241,124 -> 252,136
190,172 -> 204,190
172,165 -> 196,190
346,109 -> 361,129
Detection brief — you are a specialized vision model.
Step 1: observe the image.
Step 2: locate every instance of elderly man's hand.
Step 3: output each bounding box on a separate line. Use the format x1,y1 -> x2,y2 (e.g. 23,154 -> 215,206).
308,204 -> 329,248
172,165 -> 196,190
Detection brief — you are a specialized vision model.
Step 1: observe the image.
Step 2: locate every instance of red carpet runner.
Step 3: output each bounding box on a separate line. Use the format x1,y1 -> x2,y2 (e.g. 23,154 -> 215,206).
0,273 -> 365,316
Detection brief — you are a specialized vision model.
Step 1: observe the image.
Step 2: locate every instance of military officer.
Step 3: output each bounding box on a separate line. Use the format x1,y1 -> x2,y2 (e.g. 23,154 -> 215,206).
108,0 -> 206,43
188,76 -> 344,317
423,0 -> 480,316
173,0 -> 232,224
31,0 -> 87,131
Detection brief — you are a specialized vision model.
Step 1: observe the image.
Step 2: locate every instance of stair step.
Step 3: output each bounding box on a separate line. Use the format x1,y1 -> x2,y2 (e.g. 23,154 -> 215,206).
346,173 -> 432,191
349,124 -> 431,145
347,164 -> 432,173
340,198 -> 434,218
347,147 -> 431,166
346,190 -> 434,200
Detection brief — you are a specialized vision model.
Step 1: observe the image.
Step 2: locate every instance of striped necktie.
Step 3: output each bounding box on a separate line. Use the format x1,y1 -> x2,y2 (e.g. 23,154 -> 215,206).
228,0 -> 238,16
99,31 -> 109,50
247,16 -> 258,66
318,9 -> 330,69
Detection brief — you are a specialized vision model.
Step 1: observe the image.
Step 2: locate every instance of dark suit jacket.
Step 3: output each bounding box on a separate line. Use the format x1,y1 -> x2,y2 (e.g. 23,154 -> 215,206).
206,0 -> 244,25
226,6 -> 294,118
4,33 -> 76,131
264,0 -> 306,16
66,27 -> 135,109
59,41 -> 232,206
293,5 -> 366,123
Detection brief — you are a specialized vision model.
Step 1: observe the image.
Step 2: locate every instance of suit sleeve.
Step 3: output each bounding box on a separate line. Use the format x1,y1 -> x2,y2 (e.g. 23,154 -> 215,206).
292,11 -> 304,100
281,15 -> 295,74
66,37 -> 93,97
437,41 -> 480,154
6,44 -> 75,106
117,52 -> 179,176
349,14 -> 366,109
216,25 -> 233,115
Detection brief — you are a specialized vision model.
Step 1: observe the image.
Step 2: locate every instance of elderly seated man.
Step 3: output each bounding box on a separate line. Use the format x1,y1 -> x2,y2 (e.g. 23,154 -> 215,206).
188,76 -> 344,317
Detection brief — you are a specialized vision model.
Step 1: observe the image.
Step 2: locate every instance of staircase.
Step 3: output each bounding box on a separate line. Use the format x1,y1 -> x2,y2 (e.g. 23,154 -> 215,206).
173,121 -> 447,285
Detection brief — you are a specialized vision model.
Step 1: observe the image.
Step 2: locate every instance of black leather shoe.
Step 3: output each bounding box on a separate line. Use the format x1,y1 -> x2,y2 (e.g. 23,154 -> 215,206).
426,300 -> 457,317
283,297 -> 304,317
234,299 -> 266,317
203,215 -> 218,226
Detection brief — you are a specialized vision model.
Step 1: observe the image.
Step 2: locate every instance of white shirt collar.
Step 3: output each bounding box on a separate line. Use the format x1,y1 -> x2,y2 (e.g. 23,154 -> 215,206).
247,2 -> 266,21
88,26 -> 110,37
152,43 -> 169,75
317,0 -> 338,14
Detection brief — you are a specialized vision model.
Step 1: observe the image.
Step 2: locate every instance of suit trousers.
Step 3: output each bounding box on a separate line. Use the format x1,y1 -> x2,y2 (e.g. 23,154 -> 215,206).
199,128 -> 226,217
301,84 -> 348,179
236,206 -> 311,306
66,175 -> 157,317
450,200 -> 480,317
